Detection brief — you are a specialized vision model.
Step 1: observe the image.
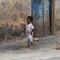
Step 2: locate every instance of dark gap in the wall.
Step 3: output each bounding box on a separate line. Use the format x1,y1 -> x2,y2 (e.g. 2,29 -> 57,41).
50,0 -> 53,35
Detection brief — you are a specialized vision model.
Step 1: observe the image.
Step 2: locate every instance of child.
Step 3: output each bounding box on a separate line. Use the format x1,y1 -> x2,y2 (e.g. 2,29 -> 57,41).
26,16 -> 34,48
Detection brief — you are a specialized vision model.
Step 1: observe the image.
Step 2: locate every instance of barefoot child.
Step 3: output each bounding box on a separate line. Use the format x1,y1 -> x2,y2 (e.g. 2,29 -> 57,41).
26,16 -> 34,48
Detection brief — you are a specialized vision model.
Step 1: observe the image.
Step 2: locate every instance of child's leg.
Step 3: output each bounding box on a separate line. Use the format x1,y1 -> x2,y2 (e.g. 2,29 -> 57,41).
29,41 -> 33,46
28,35 -> 33,47
26,36 -> 30,47
27,40 -> 30,47
27,40 -> 32,47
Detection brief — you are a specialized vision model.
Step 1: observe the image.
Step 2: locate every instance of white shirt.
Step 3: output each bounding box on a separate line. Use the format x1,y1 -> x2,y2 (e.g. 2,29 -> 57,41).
26,23 -> 34,35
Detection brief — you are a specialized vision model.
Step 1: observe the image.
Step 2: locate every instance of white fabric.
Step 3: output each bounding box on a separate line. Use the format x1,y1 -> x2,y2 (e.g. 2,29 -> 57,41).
27,34 -> 33,42
26,23 -> 34,42
26,23 -> 34,35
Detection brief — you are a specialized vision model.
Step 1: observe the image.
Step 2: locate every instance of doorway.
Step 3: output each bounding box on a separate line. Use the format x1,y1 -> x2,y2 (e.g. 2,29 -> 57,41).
31,0 -> 54,37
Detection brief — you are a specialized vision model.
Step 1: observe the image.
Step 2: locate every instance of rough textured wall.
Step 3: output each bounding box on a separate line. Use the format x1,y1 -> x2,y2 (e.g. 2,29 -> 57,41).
55,0 -> 60,37
0,0 -> 31,42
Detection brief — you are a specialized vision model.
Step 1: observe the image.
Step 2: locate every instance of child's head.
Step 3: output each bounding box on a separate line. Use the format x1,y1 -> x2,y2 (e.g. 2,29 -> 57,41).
27,16 -> 33,24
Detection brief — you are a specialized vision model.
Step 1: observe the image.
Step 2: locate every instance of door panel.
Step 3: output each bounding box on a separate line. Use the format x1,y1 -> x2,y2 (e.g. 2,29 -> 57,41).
44,0 -> 50,36
32,0 -> 51,37
32,0 -> 44,37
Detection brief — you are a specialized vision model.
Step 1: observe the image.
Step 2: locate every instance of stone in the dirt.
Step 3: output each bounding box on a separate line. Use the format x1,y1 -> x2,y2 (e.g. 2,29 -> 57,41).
56,41 -> 60,50
33,38 -> 40,41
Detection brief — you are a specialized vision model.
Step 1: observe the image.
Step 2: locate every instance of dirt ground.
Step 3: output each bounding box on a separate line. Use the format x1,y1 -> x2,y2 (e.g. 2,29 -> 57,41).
0,36 -> 60,60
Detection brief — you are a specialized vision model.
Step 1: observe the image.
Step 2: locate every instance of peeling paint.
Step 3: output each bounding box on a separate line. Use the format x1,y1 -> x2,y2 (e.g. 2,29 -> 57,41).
32,0 -> 44,19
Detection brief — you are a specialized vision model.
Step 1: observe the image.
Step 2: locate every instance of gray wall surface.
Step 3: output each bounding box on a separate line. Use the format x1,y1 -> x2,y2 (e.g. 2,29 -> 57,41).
54,0 -> 60,37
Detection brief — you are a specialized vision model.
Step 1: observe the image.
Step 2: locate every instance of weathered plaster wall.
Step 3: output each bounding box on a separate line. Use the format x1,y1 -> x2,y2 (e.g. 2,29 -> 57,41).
0,0 -> 31,42
0,0 -> 56,43
55,0 -> 60,37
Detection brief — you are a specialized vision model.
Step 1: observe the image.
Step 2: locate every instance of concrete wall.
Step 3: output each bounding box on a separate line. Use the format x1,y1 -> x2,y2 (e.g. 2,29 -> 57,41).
54,0 -> 60,37
0,0 -> 58,43
0,0 -> 31,42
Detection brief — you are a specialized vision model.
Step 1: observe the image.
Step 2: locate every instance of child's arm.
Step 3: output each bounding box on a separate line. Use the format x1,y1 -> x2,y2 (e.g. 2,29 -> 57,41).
31,29 -> 34,35
31,24 -> 34,35
32,29 -> 34,32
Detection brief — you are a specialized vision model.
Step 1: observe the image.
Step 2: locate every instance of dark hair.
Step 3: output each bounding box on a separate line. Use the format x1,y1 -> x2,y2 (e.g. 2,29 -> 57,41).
27,16 -> 33,22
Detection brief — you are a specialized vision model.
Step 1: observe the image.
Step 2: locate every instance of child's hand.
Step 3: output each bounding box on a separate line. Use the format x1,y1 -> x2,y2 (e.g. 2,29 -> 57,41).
31,29 -> 34,35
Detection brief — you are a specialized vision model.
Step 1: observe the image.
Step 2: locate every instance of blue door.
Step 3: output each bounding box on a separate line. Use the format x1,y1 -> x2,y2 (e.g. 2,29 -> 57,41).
32,0 -> 51,37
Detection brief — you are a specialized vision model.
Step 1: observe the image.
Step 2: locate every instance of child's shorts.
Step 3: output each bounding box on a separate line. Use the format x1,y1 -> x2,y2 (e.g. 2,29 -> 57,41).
27,34 -> 33,42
